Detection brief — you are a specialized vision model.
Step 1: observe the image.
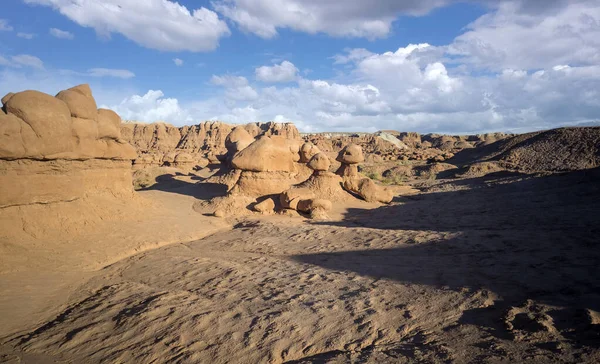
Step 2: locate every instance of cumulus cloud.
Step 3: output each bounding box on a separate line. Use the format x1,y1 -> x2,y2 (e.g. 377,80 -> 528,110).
179,34 -> 600,133
109,90 -> 192,123
26,0 -> 230,52
173,58 -> 184,66
448,1 -> 600,70
255,61 -> 298,82
0,19 -> 13,31
49,27 -> 74,39
212,0 -> 454,39
17,32 -> 36,39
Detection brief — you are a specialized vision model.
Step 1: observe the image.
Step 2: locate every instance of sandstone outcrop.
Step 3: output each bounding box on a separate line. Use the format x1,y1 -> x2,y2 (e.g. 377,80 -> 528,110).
225,126 -> 255,161
300,142 -> 320,163
279,188 -> 332,219
0,84 -> 136,207
228,136 -> 304,197
121,121 -> 301,170
253,198 -> 275,215
334,144 -> 395,204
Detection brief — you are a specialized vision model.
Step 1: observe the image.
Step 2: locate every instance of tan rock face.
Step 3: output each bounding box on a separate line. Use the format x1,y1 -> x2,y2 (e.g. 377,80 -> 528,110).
0,159 -> 134,208
336,144 -> 365,164
1,92 -> 15,106
231,136 -> 297,172
300,142 -> 320,163
253,198 -> 275,214
335,163 -> 359,178
0,84 -> 138,207
97,109 -> 121,139
344,178 -> 394,204
231,170 -> 298,197
56,88 -> 98,120
280,188 -> 316,210
225,126 -> 255,158
0,85 -> 134,161
307,153 -> 330,171
5,90 -> 73,155
122,121 -> 301,169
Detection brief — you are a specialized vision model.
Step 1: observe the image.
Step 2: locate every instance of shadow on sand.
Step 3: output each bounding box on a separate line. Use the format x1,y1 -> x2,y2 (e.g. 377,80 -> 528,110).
292,168 -> 600,344
139,171 -> 227,201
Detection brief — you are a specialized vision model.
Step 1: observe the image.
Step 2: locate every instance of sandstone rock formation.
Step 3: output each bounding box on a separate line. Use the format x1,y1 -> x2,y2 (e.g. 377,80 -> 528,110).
279,188 -> 332,219
225,126 -> 255,161
0,84 -> 136,207
292,153 -> 352,202
307,152 -> 330,171
334,144 -> 395,204
299,142 -> 320,163
228,136 -> 304,197
253,198 -> 275,215
121,121 -> 300,169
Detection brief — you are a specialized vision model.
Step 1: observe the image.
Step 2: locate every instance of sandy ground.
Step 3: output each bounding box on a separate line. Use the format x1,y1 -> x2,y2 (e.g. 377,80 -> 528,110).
1,168 -> 600,363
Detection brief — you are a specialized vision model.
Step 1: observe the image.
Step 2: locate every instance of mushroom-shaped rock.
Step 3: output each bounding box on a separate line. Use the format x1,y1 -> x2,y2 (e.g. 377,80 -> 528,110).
307,153 -> 330,171
300,142 -> 320,163
55,85 -> 98,120
231,136 -> 296,172
336,144 -> 364,164
225,126 -> 254,156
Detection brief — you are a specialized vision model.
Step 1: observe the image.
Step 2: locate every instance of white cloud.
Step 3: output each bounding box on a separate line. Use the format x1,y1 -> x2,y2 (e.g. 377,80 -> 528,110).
26,0 -> 230,52
212,0 -> 454,39
17,32 -> 36,39
87,68 -> 135,79
0,19 -> 12,31
448,1 -> 600,70
210,75 -> 250,88
255,61 -> 298,82
108,90 -> 192,123
211,75 -> 258,101
0,54 -> 44,70
173,58 -> 184,66
49,27 -> 74,39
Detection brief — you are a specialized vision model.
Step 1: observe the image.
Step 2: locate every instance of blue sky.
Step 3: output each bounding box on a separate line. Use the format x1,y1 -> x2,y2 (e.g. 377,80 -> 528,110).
1,0 -> 599,133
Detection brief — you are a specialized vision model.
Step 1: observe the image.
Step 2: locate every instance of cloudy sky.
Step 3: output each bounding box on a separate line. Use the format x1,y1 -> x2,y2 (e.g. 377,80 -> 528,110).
1,0 -> 599,133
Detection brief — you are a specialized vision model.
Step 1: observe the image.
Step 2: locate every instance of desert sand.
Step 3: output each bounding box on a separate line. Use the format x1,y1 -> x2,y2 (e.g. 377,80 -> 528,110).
1,85 -> 599,363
